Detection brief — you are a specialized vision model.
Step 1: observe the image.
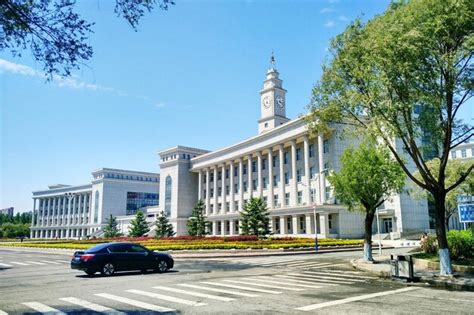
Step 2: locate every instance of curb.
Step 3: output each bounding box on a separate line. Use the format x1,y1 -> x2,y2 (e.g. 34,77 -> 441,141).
349,258 -> 391,278
413,257 -> 474,273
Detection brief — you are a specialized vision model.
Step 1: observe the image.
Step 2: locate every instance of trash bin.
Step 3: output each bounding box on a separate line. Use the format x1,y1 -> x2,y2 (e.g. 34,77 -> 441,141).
390,254 -> 414,281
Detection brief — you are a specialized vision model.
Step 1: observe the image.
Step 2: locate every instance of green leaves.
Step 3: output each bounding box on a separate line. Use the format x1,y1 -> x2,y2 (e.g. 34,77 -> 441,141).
154,210 -> 175,239
187,200 -> 209,237
103,214 -> 122,238
240,197 -> 271,237
128,211 -> 150,237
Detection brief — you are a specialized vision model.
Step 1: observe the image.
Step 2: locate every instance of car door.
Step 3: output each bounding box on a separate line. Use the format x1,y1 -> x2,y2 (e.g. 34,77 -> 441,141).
126,244 -> 150,271
108,244 -> 129,271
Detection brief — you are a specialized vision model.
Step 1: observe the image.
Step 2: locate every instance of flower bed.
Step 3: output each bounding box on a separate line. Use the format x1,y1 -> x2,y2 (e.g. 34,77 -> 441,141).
0,236 -> 362,251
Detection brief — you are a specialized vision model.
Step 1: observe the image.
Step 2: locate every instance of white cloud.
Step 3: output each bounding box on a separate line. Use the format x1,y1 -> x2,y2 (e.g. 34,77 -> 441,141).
154,102 -> 167,108
324,21 -> 336,28
320,7 -> 335,14
339,15 -> 349,21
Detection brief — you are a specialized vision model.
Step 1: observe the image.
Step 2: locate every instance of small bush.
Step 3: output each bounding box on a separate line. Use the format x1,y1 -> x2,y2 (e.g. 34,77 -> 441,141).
447,230 -> 474,260
421,235 -> 438,255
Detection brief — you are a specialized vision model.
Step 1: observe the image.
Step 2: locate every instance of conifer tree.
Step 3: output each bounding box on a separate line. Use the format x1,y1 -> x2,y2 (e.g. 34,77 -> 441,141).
103,214 -> 122,238
240,197 -> 271,237
187,200 -> 209,237
155,211 -> 175,239
128,211 -> 150,237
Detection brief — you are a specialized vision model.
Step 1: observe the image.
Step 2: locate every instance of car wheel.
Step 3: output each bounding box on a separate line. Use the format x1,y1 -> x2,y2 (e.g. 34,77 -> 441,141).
85,270 -> 95,276
156,260 -> 168,273
101,263 -> 115,276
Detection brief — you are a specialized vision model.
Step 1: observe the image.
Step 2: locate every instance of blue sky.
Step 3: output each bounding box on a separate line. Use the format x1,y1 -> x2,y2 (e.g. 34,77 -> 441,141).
1,0 -> 471,213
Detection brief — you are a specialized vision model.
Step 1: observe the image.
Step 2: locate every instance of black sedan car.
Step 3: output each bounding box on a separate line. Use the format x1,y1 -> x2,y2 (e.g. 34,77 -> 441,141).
71,242 -> 173,276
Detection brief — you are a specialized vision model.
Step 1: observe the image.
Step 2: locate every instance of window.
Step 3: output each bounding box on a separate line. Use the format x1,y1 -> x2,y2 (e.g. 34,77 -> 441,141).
297,191 -> 303,205
451,151 -> 457,159
94,191 -> 99,223
273,194 -> 279,207
262,159 -> 266,170
310,166 -> 316,179
210,173 -> 214,182
272,155 -> 277,167
297,169 -> 302,182
461,149 -> 467,158
129,245 -> 147,253
252,161 -> 257,173
310,188 -> 317,203
296,148 -> 301,161
226,202 -> 230,211
323,140 -> 329,153
284,152 -> 289,164
253,179 -> 257,191
210,204 -> 214,213
234,201 -> 238,210
226,185 -> 230,195
285,172 -> 290,185
218,187 -> 222,195
273,175 -> 278,185
210,188 -> 214,198
243,165 -> 247,175
234,183 -> 238,193
263,177 -> 268,189
309,144 -> 315,157
471,148 -> 474,157
243,182 -> 248,192
225,169 -> 229,179
218,171 -> 222,181
324,162 -> 329,175
203,189 -> 207,198
285,193 -> 290,206
164,176 -> 172,216
218,203 -> 222,211
234,166 -> 238,177
325,186 -> 331,201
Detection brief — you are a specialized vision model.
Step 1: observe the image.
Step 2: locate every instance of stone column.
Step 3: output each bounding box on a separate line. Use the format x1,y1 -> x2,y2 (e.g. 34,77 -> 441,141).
319,213 -> 329,238
278,144 -> 285,207
305,214 -> 314,235
247,154 -> 253,198
229,161 -> 235,212
280,216 -> 287,235
238,158 -> 244,211
221,221 -> 226,236
31,199 -> 36,238
257,151 -> 263,197
82,194 -> 88,226
221,164 -> 226,213
205,168 -> 211,215
37,198 -> 42,226
229,220 -> 235,236
198,169 -> 202,200
318,133 -> 326,204
212,221 -> 217,236
292,215 -> 299,234
77,194 -> 82,227
46,198 -> 51,227
290,140 -> 297,206
213,167 -> 218,214
267,149 -> 274,208
303,135 -> 311,205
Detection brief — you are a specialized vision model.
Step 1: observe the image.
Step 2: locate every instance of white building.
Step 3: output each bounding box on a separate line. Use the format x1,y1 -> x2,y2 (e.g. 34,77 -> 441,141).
30,168 -> 159,239
157,59 -> 430,238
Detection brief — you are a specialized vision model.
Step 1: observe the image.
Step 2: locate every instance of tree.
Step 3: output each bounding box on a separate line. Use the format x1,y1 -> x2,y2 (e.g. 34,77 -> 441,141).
240,197 -> 271,237
413,159 -> 474,231
154,211 -> 175,239
328,139 -> 405,261
187,200 -> 209,237
0,0 -> 174,78
103,214 -> 122,238
128,211 -> 150,237
307,0 -> 473,275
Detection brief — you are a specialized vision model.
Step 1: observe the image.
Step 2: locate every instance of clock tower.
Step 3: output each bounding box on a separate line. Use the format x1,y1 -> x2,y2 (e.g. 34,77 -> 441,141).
258,53 -> 289,133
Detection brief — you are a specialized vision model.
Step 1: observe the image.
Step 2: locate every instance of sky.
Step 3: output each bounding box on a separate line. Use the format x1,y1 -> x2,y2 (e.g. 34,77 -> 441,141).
1,0 -> 472,213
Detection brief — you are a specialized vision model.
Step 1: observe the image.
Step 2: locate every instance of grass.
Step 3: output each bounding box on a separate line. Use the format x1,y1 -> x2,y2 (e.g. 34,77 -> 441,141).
413,252 -> 474,266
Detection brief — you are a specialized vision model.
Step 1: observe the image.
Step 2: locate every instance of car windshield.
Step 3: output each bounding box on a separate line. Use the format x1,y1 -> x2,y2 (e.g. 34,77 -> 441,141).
85,243 -> 111,253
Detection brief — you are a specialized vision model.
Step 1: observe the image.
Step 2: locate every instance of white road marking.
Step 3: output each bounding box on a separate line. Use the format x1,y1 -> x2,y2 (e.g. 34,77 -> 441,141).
260,259 -> 308,266
302,263 -> 346,269
178,284 -> 259,297
60,297 -> 126,314
314,269 -> 365,275
223,279 -> 304,291
405,294 -> 474,303
0,310 -> 8,315
95,293 -> 175,312
9,262 -> 30,266
25,261 -> 46,265
22,302 -> 66,314
285,261 -> 332,268
283,273 -> 356,284
303,270 -> 377,280
250,277 -> 323,289
40,261 -> 60,265
127,289 -> 207,306
293,272 -> 366,282
153,286 -> 235,302
201,281 -> 282,294
0,263 -> 12,268
296,287 -> 418,311
273,275 -> 338,286
54,260 -> 69,264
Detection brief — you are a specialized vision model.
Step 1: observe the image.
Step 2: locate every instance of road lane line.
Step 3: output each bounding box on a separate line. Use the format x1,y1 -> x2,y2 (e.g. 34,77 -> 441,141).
303,271 -> 377,280
178,284 -> 259,297
60,297 -> 126,314
285,261 -> 332,267
281,273 -> 355,284
0,263 -> 12,268
223,279 -> 304,291
273,275 -> 338,286
295,287 -> 418,311
153,286 -> 235,302
292,272 -> 365,282
127,289 -> 207,306
9,262 -> 30,266
201,281 -> 282,294
95,293 -> 175,312
25,261 -> 46,265
22,302 -> 66,314
302,263 -> 345,269
39,261 -> 60,265
249,277 -> 323,289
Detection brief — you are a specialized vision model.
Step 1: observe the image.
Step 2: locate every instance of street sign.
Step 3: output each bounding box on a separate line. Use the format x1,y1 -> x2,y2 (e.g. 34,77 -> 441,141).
458,204 -> 474,223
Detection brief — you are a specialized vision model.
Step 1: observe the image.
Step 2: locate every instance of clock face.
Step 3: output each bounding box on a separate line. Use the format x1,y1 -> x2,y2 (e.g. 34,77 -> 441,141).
263,96 -> 271,108
276,95 -> 284,108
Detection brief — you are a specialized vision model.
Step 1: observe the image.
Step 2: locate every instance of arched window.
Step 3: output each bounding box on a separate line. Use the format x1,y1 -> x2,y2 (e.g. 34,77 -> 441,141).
94,191 -> 99,223
165,176 -> 172,216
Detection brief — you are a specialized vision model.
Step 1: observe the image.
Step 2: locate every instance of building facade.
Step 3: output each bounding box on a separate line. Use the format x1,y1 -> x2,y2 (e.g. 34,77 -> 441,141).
30,168 -> 159,239
0,207 -> 14,216
157,61 -> 430,238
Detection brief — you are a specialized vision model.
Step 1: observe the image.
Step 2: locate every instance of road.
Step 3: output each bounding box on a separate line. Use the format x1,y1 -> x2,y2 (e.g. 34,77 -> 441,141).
0,247 -> 472,314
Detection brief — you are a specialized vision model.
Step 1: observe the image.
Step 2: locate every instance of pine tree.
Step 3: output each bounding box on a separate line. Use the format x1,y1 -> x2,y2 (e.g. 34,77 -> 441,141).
187,200 -> 209,237
240,197 -> 271,237
154,211 -> 175,239
103,214 -> 122,238
128,211 -> 150,237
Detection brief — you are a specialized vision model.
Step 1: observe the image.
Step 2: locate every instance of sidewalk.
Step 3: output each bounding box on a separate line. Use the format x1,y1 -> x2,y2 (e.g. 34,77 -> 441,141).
351,255 -> 474,291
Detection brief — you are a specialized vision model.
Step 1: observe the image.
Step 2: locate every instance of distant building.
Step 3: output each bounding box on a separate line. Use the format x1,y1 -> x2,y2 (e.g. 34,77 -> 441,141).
0,207 -> 14,216
449,141 -> 474,161
30,168 -> 159,239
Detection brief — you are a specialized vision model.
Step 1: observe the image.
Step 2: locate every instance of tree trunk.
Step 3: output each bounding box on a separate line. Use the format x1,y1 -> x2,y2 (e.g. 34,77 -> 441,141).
434,192 -> 452,275
363,210 -> 375,262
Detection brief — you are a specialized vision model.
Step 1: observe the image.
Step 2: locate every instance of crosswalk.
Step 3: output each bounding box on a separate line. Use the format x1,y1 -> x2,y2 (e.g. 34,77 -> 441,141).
1,269 -> 380,314
213,256 -> 348,270
0,259 -> 69,269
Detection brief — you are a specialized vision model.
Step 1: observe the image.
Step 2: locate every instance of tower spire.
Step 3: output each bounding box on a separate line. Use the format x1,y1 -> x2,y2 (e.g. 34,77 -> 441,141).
270,51 -> 276,71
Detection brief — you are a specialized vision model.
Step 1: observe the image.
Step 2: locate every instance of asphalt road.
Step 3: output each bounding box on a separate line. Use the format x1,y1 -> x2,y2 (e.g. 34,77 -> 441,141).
0,247 -> 473,314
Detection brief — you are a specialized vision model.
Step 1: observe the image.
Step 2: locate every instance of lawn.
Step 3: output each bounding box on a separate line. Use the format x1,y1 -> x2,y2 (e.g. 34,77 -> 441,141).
413,252 -> 474,266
